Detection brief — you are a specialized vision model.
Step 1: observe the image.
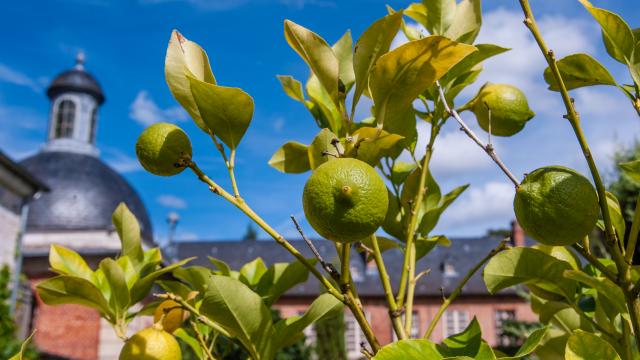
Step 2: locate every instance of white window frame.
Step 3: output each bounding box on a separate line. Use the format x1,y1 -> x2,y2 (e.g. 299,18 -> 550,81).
345,311 -> 371,360
443,310 -> 469,338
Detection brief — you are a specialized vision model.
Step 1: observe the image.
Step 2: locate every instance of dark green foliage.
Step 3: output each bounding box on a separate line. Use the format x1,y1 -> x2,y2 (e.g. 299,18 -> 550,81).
0,266 -> 37,360
495,319 -> 543,357
314,310 -> 346,360
243,224 -> 258,241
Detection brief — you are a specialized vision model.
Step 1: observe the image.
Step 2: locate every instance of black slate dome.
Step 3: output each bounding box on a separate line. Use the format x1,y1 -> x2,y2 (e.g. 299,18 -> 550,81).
46,54 -> 105,104
20,151 -> 152,242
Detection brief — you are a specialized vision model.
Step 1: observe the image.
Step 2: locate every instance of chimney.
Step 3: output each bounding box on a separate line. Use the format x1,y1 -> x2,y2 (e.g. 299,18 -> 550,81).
511,220 -> 525,247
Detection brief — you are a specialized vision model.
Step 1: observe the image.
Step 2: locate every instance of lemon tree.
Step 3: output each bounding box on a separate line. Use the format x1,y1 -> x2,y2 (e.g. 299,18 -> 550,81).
136,122 -> 192,176
119,326 -> 182,360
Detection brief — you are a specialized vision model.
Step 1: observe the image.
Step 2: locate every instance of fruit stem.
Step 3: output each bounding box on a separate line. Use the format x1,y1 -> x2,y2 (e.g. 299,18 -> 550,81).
518,0 -> 639,347
423,238 -> 509,339
370,234 -> 407,340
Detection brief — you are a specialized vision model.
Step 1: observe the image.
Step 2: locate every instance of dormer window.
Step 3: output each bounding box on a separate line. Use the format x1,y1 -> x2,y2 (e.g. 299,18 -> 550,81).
54,100 -> 76,138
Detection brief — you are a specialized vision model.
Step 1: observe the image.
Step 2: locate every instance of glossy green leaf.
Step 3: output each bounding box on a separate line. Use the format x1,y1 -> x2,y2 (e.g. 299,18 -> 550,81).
256,260 -> 313,306
404,3 -> 428,28
174,328 -> 204,359
443,0 -> 482,44
424,0 -> 457,35
543,53 -> 616,91
9,331 -> 35,360
332,30 -> 355,93
201,275 -> 275,360
209,256 -> 232,276
391,161 -> 417,185
239,257 -> 268,287
284,20 -> 339,103
565,330 -> 621,360
437,317 -> 482,357
116,256 -> 139,290
605,28 -> 640,64
165,30 -> 216,132
537,299 -> 592,332
564,270 -> 628,319
352,12 -> 403,114
401,165 -> 442,218
277,75 -> 305,102
499,326 -> 549,359
129,257 -> 195,305
441,44 -> 510,86
579,0 -> 634,63
112,202 -> 143,265
306,74 -> 343,133
308,128 -> 341,169
173,266 -> 214,294
483,247 -> 577,300
620,160 -> 640,184
37,276 -> 112,319
415,235 -> 450,260
99,258 -> 130,315
274,293 -> 343,349
383,106 -> 417,152
269,141 -> 311,174
49,244 -> 94,282
605,192 -> 626,240
369,36 -> 476,128
158,280 -> 193,300
346,127 -> 404,166
531,245 -> 581,270
188,76 -> 254,150
140,248 -> 162,277
373,339 -> 443,359
475,342 -> 497,360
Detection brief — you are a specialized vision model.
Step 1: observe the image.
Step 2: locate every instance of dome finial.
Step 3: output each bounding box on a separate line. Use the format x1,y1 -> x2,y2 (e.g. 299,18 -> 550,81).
75,50 -> 85,70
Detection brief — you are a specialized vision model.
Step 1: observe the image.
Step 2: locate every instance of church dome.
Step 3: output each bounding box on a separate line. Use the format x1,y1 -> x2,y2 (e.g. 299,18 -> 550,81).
20,151 -> 153,243
46,52 -> 105,104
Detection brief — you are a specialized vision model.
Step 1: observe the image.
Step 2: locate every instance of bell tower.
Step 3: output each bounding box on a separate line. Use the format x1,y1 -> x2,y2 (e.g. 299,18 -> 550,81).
44,51 -> 105,156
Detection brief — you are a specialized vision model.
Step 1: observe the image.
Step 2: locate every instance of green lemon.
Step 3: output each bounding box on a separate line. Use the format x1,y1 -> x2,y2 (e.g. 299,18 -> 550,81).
382,189 -> 404,241
303,158 -> 388,242
119,326 -> 182,360
153,300 -> 187,333
514,166 -> 599,246
136,122 -> 192,176
469,83 -> 535,137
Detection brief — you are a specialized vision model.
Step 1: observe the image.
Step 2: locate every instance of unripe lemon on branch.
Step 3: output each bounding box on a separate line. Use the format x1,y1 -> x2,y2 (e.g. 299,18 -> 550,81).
514,166 -> 599,246
303,158 -> 388,242
119,325 -> 182,360
465,83 -> 535,137
153,299 -> 188,333
136,122 -> 192,176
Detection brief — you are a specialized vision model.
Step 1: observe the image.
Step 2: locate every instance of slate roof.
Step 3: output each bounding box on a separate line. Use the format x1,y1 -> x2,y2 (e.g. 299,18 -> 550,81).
20,151 -> 153,243
47,68 -> 105,104
167,236 -> 526,297
0,150 -> 49,193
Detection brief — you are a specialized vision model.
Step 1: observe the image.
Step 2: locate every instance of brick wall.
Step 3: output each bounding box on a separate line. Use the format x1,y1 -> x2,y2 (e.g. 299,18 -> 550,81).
31,279 -> 101,360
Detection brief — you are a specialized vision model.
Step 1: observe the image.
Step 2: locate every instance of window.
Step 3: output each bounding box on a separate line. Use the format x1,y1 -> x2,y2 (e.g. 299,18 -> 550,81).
54,100 -> 75,138
345,312 -> 370,359
89,107 -> 98,143
443,310 -> 468,337
495,309 -> 517,347
393,311 -> 420,340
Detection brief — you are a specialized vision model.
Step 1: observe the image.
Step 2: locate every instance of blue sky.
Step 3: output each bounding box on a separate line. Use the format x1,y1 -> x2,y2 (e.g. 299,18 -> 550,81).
1,0 -> 639,243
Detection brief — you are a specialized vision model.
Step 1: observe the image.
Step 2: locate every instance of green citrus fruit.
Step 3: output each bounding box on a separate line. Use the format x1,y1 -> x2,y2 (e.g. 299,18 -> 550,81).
303,158 -> 388,242
136,122 -> 192,176
514,166 -> 599,246
119,326 -> 182,360
153,300 -> 187,333
469,83 -> 535,137
382,189 -> 404,241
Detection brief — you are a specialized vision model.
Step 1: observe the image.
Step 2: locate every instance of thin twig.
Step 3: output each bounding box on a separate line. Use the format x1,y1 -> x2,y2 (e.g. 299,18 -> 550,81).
191,320 -> 218,360
436,81 -> 520,187
571,243 -> 617,283
291,215 -> 340,281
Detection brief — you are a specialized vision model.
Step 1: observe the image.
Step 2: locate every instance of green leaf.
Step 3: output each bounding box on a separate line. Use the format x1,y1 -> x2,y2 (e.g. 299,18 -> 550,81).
173,266 -> 214,294
531,245 -> 581,270
256,260 -> 313,306
605,28 -> 640,64
308,128 -> 340,169
443,0 -> 482,44
158,280 -> 193,300
165,30 -> 216,132
401,166 -> 442,219
499,326 -> 549,359
441,44 -> 510,86
606,192 -> 626,240
306,74 -> 343,133
209,257 -> 232,275
475,342 -> 497,360
418,184 -> 469,235
174,328 -> 204,359
352,12 -> 403,115
563,270 -> 628,319
565,330 -> 621,360
537,300 -> 590,331
99,258 -> 130,315
129,257 -> 195,305
346,127 -> 404,166
140,248 -> 162,277
373,339 -> 442,359
415,235 -> 451,260
369,36 -> 476,128
483,247 -> 577,300
284,20 -> 339,103
9,331 -> 35,360
391,161 -> 417,185
543,53 -> 617,91
383,106 -> 417,152
112,202 -> 143,265
188,76 -> 254,150
404,3 -> 428,28
49,244 -> 94,282
619,159 -> 640,184
424,0 -> 457,35
201,275 -> 275,360
579,0 -> 634,63
274,293 -> 343,349
332,30 -> 355,93
37,276 -> 113,319
437,317 -> 481,357
239,257 -> 268,287
269,141 -> 311,174
277,75 -> 305,102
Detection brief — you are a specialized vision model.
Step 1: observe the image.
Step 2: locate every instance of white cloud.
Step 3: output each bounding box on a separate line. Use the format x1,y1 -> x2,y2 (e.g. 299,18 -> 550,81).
103,148 -> 142,173
0,64 -> 42,92
272,116 -> 285,132
129,90 -> 188,126
157,194 -> 188,209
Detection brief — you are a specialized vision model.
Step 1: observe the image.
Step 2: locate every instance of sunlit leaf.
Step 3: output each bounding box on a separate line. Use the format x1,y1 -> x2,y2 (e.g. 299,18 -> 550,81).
209,257 -> 232,276
346,127 -> 404,166
619,159 -> 640,184
499,326 -> 549,359
174,328 -> 204,359
605,192 -> 626,240
308,128 -> 341,169
269,141 -> 311,174
332,30 -> 355,93
99,258 -> 130,315
37,276 -> 113,319
578,0 -> 634,63
49,244 -> 94,282
306,75 -> 343,134
544,53 -> 617,91
129,257 -> 194,304
441,44 -> 510,86
372,339 -> 442,359
424,0 -> 457,35
565,330 -> 621,360
415,235 -> 450,260
256,260 -> 314,306
239,257 -> 268,287
444,0 -> 482,44
418,184 -> 469,235
9,331 -> 35,360
112,202 -> 143,265
391,161 -> 417,185
277,75 -> 306,102
437,317 -> 482,357
563,269 -> 628,319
